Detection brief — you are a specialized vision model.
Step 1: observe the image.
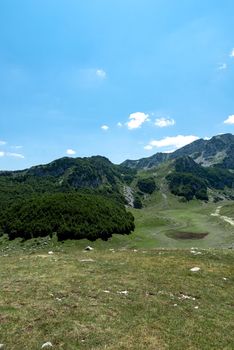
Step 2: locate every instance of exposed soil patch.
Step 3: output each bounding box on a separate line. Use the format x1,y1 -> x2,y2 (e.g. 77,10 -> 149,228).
166,231 -> 209,240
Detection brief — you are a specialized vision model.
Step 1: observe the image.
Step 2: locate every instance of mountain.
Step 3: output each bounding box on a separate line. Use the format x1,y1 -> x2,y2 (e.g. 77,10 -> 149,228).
121,133 -> 234,170
0,156 -> 136,241
122,152 -> 169,170
0,155 -> 136,194
0,133 -> 233,211
0,156 -> 134,189
166,156 -> 234,201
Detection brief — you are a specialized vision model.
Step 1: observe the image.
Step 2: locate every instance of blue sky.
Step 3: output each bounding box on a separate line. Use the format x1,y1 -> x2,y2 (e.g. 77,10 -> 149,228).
0,0 -> 234,170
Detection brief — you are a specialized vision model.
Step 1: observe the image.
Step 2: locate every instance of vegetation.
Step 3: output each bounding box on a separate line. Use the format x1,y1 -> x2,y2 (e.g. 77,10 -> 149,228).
0,242 -> 233,349
1,193 -> 134,241
133,194 -> 143,209
166,172 -> 208,201
166,157 -> 234,201
137,177 -> 156,194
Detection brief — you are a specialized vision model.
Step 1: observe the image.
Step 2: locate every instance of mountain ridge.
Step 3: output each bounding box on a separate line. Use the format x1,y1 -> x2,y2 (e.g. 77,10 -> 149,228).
121,133 -> 234,170
0,133 -> 233,206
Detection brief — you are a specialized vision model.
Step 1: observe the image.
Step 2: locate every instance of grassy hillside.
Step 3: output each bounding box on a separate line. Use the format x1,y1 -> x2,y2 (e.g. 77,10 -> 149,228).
0,155 -> 233,349
0,243 -> 233,350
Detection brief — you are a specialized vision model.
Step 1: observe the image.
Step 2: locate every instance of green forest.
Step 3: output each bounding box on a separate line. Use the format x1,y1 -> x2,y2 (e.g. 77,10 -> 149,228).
0,193 -> 134,241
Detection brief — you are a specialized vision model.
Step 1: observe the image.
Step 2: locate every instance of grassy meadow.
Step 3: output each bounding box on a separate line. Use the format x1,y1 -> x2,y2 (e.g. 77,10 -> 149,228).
0,195 -> 233,349
0,244 -> 233,349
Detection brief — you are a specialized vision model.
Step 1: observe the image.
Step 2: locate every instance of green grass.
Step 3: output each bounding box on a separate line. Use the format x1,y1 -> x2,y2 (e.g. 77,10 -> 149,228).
0,194 -> 233,348
0,245 -> 233,349
127,193 -> 234,249
220,203 -> 234,219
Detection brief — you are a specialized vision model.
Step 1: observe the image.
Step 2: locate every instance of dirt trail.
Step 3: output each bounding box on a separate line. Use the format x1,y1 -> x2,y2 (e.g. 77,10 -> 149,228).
211,206 -> 234,226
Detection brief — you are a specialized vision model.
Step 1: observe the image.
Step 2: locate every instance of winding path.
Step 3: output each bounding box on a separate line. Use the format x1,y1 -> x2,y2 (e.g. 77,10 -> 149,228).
211,206 -> 234,226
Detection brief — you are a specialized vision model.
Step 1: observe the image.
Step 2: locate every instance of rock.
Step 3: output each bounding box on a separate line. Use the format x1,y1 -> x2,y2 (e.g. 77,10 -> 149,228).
79,259 -> 94,262
41,342 -> 53,349
48,251 -> 53,255
117,290 -> 128,295
0,344 -> 5,349
84,246 -> 93,251
103,290 -> 110,293
194,306 -> 199,309
178,294 -> 196,300
190,267 -> 200,272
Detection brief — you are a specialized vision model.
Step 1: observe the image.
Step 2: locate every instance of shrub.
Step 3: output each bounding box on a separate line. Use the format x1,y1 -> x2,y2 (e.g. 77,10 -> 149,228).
137,178 -> 156,194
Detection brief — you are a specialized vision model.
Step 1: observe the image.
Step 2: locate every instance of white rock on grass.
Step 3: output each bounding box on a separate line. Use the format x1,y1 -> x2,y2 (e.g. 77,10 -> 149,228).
84,246 -> 94,251
191,250 -> 202,255
179,294 -> 196,301
117,290 -> 128,295
41,342 -> 53,348
0,344 -> 5,349
190,267 -> 200,272
79,259 -> 95,262
48,251 -> 54,255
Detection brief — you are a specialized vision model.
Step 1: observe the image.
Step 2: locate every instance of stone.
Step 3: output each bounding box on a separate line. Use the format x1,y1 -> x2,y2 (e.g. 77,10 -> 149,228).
0,344 -> 5,349
79,259 -> 94,262
117,290 -> 128,295
84,246 -> 93,251
190,267 -> 200,272
48,251 -> 53,255
41,342 -> 53,349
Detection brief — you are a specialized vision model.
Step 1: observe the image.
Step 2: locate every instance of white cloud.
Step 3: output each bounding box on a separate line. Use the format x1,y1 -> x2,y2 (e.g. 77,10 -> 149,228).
66,149 -> 76,155
0,151 -> 24,158
230,49 -> 234,58
127,112 -> 150,130
0,140 -> 6,146
224,115 -> 234,124
155,117 -> 175,127
12,145 -> 23,149
144,145 -> 153,150
96,69 -> 107,79
145,135 -> 199,151
101,125 -> 109,131
7,152 -> 24,159
218,63 -> 227,70
117,122 -> 123,127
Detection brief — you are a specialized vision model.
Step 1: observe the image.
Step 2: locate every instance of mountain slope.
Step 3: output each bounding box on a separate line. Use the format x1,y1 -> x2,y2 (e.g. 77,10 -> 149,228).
122,133 -> 234,170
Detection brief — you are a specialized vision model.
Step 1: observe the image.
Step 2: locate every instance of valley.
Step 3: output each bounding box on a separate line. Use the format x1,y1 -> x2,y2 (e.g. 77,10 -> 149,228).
0,133 -> 233,349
